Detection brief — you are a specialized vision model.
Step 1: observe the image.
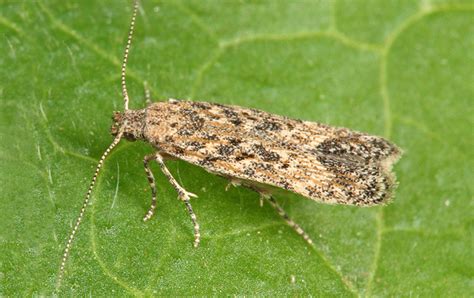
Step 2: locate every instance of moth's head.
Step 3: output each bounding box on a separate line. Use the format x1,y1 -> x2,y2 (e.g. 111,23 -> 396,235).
111,109 -> 145,141
110,111 -> 122,135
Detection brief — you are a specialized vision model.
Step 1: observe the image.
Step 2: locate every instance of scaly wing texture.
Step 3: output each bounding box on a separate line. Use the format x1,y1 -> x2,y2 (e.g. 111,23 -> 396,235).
144,100 -> 401,206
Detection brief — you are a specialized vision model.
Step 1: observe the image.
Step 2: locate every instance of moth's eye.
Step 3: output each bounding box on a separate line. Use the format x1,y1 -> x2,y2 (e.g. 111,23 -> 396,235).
112,111 -> 122,122
110,124 -> 118,135
124,132 -> 136,141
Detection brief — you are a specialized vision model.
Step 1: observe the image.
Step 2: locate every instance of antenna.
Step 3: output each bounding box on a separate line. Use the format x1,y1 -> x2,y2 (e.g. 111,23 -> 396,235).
121,0 -> 139,111
56,0 -> 139,289
56,130 -> 124,289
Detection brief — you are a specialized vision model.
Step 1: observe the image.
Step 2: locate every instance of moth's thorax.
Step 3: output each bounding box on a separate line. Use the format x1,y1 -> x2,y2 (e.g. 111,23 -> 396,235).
142,101 -> 182,146
111,109 -> 146,141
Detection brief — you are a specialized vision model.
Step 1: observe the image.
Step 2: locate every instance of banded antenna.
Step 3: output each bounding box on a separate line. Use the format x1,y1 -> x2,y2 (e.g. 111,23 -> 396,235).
122,0 -> 139,110
56,0 -> 139,289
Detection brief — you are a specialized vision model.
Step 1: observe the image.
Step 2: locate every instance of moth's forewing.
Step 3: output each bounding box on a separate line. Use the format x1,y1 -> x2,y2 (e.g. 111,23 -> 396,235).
144,100 -> 401,206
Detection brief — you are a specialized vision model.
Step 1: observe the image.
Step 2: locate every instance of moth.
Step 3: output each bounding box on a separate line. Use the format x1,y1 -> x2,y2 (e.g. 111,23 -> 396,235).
57,0 -> 402,287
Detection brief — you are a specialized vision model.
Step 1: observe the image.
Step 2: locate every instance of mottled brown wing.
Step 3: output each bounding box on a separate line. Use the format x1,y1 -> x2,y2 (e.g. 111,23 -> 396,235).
144,100 -> 402,206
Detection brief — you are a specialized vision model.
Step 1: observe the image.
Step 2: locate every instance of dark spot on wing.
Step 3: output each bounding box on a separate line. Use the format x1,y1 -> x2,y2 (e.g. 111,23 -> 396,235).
208,113 -> 221,120
178,128 -> 193,136
316,155 -> 360,174
235,152 -> 255,161
227,138 -> 242,146
202,132 -> 218,140
180,108 -> 194,116
178,110 -> 205,136
316,138 -> 349,156
191,102 -> 211,110
279,141 -> 298,151
222,108 -> 238,118
278,179 -> 291,190
217,144 -> 235,156
243,168 -> 255,176
199,156 -> 220,166
230,118 -> 242,126
252,144 -> 280,162
219,108 -> 242,126
255,120 -> 281,131
241,111 -> 258,121
173,146 -> 185,155
254,162 -> 274,171
186,141 -> 205,151
317,136 -> 399,162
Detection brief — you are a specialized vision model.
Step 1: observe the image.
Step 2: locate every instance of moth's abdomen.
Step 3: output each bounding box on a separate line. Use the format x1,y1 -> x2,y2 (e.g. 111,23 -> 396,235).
144,100 -> 401,206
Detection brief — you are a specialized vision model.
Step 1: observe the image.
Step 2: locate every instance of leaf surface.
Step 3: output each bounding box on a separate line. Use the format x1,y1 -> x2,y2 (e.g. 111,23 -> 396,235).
0,0 -> 472,296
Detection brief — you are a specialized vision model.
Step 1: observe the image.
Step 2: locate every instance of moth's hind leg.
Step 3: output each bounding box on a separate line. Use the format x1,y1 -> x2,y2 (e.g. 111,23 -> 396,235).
152,152 -> 200,247
225,178 -> 313,245
243,184 -> 314,246
228,181 -> 313,245
262,194 -> 314,246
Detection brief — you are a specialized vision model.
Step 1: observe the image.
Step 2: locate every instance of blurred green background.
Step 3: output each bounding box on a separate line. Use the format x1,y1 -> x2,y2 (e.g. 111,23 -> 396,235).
1,0 -> 472,296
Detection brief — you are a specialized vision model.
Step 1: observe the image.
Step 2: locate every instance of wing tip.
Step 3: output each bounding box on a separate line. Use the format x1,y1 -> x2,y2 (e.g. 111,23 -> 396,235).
365,146 -> 403,206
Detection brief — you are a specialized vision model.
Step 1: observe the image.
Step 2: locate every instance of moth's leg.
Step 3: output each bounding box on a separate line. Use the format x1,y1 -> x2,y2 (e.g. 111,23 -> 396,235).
225,177 -> 241,191
153,152 -> 201,247
261,193 -> 314,246
143,154 -> 158,221
143,81 -> 152,106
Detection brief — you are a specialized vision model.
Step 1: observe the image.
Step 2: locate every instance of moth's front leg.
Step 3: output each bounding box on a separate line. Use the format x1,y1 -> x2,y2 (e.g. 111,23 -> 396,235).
153,152 -> 201,247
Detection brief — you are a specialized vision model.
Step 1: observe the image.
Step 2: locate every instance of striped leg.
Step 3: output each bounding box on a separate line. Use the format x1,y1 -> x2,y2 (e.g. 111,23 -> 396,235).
153,152 -> 200,247
262,194 -> 314,246
143,154 -> 158,221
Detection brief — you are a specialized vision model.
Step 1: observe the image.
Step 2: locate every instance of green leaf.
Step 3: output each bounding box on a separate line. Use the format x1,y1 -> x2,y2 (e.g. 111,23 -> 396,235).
1,0 -> 472,296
